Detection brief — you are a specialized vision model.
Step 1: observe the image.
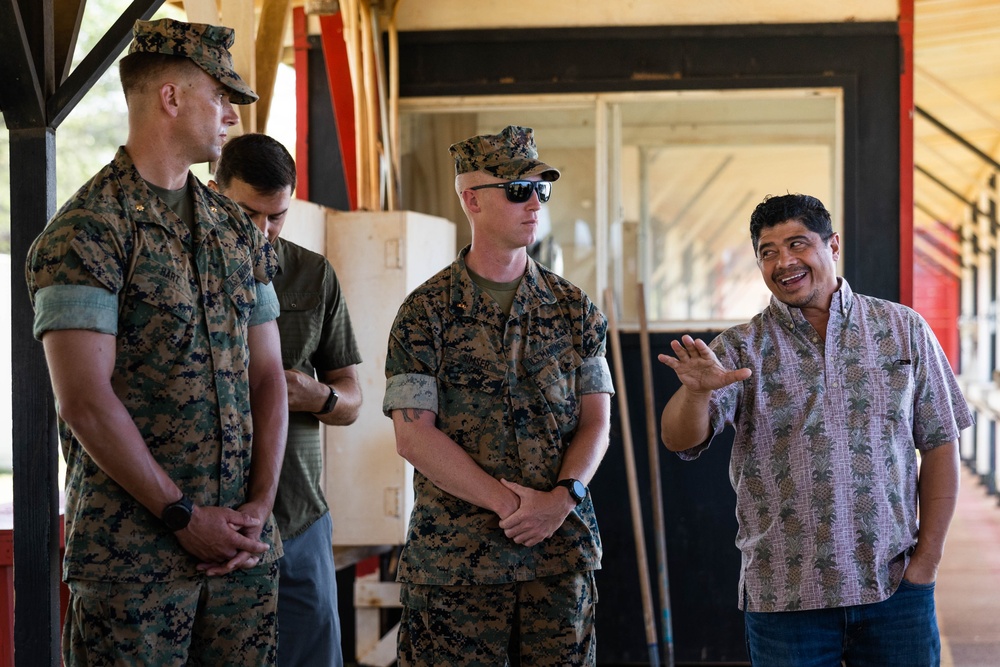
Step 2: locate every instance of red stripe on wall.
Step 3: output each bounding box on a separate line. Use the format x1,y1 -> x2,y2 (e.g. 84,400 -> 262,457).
913,228 -> 961,371
899,0 -> 915,307
293,7 -> 310,202
319,13 -> 358,211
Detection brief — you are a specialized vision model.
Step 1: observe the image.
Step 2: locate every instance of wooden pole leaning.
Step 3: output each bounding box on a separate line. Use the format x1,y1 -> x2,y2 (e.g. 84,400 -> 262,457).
638,283 -> 675,667
604,288 -> 661,667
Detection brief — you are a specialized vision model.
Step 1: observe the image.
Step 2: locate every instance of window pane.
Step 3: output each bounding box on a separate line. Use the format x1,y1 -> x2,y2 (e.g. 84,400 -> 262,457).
400,106 -> 598,297
615,91 -> 841,324
399,90 -> 841,326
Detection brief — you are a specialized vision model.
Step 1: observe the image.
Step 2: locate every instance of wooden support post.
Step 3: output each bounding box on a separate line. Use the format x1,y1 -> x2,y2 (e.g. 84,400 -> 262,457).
10,126 -> 62,667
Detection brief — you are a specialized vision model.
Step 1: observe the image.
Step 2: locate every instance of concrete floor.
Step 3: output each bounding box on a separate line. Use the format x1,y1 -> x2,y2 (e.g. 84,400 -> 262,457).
937,465 -> 1000,667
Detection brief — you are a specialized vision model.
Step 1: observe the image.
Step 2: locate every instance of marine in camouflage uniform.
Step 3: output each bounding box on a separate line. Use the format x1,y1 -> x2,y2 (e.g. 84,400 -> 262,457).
383,126 -> 614,666
25,18 -> 287,666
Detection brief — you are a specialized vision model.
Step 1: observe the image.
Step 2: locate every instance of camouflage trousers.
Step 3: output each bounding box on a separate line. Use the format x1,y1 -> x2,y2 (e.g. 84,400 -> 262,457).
398,570 -> 598,667
62,562 -> 278,666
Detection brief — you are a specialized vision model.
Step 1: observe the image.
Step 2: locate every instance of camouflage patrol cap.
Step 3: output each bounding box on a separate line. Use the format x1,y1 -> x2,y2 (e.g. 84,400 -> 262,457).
450,125 -> 560,182
128,18 -> 258,105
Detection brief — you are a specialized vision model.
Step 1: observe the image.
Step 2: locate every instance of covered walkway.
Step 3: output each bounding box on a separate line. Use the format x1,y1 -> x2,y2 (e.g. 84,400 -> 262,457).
938,464 -> 1000,666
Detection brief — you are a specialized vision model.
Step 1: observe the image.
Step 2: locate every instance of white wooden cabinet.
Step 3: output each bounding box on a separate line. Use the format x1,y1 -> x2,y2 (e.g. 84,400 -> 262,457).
324,210 -> 457,546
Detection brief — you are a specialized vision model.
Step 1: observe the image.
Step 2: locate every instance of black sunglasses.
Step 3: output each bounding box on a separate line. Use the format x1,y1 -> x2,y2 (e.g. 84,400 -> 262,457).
468,180 -> 552,203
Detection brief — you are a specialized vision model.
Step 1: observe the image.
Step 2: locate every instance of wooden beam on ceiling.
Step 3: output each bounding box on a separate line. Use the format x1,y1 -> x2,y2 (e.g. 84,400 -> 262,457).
916,105 -> 1000,173
915,63 -> 1000,134
915,133 -> 977,182
182,0 -> 220,24
914,209 -> 962,250
255,0 -> 292,133
221,0 -> 256,134
53,0 -> 86,82
915,163 -> 992,218
915,200 -> 960,233
0,0 -> 46,127
914,233 -> 962,278
20,0 -> 56,97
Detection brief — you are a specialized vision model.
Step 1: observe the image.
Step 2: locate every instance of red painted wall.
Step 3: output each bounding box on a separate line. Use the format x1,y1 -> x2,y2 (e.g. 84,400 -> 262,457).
913,229 -> 961,372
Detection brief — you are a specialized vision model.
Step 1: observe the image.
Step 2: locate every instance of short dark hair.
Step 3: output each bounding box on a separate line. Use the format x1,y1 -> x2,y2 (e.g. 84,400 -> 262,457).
749,193 -> 834,253
215,133 -> 297,195
119,52 -> 193,98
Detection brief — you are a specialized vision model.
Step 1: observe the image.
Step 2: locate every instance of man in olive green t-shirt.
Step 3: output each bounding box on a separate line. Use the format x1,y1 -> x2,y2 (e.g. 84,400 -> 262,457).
212,133 -> 362,667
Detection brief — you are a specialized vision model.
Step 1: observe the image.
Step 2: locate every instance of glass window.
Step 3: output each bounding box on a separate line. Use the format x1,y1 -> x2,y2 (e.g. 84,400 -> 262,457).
400,88 -> 842,328
400,103 -> 600,298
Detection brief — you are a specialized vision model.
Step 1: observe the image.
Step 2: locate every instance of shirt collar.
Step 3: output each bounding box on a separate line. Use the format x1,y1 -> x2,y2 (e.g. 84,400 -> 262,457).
449,245 -> 558,318
767,277 -> 852,327
112,146 -> 228,236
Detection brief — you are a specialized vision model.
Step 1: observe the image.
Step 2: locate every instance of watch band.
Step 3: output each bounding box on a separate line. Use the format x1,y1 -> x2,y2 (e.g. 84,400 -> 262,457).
314,385 -> 339,415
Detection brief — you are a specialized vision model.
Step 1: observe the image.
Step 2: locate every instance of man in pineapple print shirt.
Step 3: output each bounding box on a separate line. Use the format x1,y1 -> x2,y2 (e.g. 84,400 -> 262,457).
659,193 -> 973,666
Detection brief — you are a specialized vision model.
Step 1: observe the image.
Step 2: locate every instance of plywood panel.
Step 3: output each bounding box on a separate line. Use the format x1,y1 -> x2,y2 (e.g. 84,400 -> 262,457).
324,210 -> 456,546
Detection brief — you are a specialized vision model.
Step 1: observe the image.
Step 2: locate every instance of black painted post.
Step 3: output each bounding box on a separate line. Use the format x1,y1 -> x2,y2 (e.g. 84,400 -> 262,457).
9,126 -> 61,667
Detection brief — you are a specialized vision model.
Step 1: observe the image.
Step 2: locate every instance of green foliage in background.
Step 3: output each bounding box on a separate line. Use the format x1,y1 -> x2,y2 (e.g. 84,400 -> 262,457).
0,0 -> 183,254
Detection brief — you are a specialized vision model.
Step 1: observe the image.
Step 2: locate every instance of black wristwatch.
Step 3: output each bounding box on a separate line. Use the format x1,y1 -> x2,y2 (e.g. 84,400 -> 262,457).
555,479 -> 587,505
161,495 -> 194,532
314,385 -> 339,415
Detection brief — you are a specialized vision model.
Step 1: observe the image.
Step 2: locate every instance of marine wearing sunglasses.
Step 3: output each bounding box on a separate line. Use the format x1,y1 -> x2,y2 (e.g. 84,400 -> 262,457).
467,179 -> 553,203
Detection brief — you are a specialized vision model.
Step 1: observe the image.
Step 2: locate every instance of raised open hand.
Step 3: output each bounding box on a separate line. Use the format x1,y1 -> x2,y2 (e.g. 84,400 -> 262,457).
657,334 -> 752,393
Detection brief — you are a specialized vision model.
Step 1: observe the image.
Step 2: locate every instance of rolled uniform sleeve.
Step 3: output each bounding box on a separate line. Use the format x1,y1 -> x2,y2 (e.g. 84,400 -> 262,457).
383,373 -> 439,415
578,299 -> 614,396
383,297 -> 444,415
580,354 -> 614,395
26,209 -> 129,339
32,285 -> 119,338
249,280 -> 280,327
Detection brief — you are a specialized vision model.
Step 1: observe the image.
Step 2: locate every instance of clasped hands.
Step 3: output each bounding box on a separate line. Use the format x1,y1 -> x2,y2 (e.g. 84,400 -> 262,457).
174,501 -> 271,576
496,479 -> 575,548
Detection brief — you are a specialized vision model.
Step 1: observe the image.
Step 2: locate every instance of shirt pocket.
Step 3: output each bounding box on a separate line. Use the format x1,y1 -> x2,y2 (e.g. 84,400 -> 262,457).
438,351 -> 506,450
523,337 -> 583,435
276,291 -> 323,369
879,359 -> 916,423
117,259 -> 195,388
845,360 -> 915,426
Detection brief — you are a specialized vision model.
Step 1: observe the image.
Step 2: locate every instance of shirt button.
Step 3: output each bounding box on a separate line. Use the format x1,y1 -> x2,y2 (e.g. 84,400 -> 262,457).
811,337 -> 819,343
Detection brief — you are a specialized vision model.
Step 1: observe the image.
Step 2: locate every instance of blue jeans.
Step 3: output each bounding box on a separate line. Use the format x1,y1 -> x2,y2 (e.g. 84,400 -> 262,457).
277,512 -> 344,667
744,579 -> 940,667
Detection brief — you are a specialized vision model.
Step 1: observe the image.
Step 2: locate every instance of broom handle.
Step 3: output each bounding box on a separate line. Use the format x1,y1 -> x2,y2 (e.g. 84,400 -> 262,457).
638,283 -> 675,667
604,288 -> 661,667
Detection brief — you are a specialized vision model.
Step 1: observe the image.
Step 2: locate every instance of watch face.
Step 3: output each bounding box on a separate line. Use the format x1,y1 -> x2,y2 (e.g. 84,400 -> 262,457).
162,498 -> 193,531
558,479 -> 586,503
